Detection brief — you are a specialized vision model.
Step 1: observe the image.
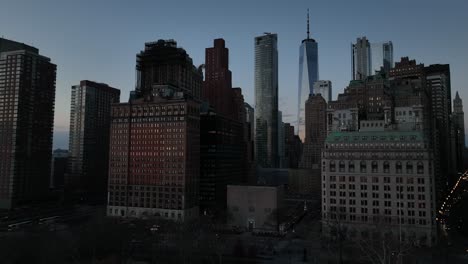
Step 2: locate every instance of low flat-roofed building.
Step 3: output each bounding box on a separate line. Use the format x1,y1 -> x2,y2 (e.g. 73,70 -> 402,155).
227,185 -> 284,231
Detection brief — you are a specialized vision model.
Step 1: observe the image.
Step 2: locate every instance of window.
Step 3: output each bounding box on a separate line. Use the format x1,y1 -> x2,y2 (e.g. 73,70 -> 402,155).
406,162 -> 413,174
339,161 -> 345,172
360,161 -> 367,173
372,161 -> 378,173
383,161 -> 390,173
396,162 -> 402,174
330,161 -> 336,172
349,161 -> 355,172
417,162 -> 424,174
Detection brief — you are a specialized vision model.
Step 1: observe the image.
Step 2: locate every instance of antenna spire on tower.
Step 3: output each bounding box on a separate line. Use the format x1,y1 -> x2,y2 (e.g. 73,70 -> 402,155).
307,8 -> 310,39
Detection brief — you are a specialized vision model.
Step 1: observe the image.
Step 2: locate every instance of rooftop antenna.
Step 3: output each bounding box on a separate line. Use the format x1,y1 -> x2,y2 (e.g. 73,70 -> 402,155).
307,8 -> 310,39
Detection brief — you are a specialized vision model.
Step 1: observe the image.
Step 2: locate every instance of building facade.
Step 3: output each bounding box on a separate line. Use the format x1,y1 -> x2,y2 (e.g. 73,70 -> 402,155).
0,38 -> 56,209
135,39 -> 202,100
313,80 -> 332,103
370,41 -> 393,75
200,111 -> 244,215
107,40 -> 201,221
453,92 -> 465,173
425,64 -> 456,201
203,39 -> 233,118
321,130 -> 437,246
50,149 -> 69,189
107,86 -> 200,221
300,94 -> 327,169
255,33 -> 279,168
227,185 -> 284,231
297,10 -> 319,141
67,80 -> 120,202
351,37 -> 371,80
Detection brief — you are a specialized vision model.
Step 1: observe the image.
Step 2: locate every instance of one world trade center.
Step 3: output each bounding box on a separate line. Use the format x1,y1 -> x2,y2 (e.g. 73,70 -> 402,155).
297,9 -> 318,141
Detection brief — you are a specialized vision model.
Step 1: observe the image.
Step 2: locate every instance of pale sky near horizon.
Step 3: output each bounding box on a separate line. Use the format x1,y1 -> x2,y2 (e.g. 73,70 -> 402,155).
1,0 -> 467,149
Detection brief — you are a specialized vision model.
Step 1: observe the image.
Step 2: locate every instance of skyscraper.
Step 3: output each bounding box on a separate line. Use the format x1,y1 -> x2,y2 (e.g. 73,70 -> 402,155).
425,64 -> 456,191
453,91 -> 465,173
313,80 -> 332,103
0,38 -> 56,209
67,80 -> 120,202
255,33 -> 279,168
351,37 -> 371,80
371,41 -> 393,74
203,38 -> 232,118
297,9 -> 319,141
107,40 -> 201,221
300,94 -> 327,169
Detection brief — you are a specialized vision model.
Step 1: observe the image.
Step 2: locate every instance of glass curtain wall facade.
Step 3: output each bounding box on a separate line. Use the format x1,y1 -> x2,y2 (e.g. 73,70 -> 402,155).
297,38 -> 318,141
371,41 -> 393,75
254,33 -> 279,168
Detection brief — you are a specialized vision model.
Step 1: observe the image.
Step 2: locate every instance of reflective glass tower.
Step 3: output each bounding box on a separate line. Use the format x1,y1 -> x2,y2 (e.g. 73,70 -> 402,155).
297,9 -> 319,141
371,41 -> 393,74
255,33 -> 278,168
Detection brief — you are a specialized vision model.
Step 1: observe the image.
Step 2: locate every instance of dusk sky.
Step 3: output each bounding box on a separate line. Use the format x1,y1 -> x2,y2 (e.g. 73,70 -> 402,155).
1,0 -> 467,149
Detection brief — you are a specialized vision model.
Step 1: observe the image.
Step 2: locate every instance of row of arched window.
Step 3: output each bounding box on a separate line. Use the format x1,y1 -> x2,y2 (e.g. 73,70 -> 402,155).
327,160 -> 424,174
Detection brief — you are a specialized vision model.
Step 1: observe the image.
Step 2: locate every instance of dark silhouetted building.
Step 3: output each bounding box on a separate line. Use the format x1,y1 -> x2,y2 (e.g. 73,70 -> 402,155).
425,64 -> 456,198
203,39 -> 232,118
135,39 -> 202,100
50,149 -> 69,189
453,91 -> 465,172
255,33 -> 279,168
0,38 -> 56,209
284,123 -> 301,169
199,39 -> 251,215
200,111 -> 243,215
67,80 -> 120,202
300,94 -> 327,169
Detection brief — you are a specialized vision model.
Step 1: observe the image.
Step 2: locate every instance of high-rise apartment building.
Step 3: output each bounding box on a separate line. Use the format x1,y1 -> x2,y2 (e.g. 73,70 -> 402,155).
107,40 -> 201,221
371,41 -> 393,74
297,10 -> 319,141
255,33 -> 279,168
313,80 -> 332,103
0,38 -> 56,209
67,80 -> 120,202
453,92 -> 465,173
351,37 -> 371,80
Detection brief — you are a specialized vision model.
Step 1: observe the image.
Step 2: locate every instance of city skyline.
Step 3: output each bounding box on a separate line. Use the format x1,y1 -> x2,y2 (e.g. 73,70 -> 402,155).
1,0 -> 467,149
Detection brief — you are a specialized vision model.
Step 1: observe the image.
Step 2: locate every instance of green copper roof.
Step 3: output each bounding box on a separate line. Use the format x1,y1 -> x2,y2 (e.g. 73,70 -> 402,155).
325,130 -> 426,144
